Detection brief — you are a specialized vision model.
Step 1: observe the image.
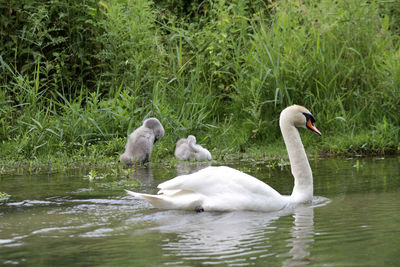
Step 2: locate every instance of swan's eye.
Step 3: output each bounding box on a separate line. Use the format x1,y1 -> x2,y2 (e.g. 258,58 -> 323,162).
302,112 -> 316,124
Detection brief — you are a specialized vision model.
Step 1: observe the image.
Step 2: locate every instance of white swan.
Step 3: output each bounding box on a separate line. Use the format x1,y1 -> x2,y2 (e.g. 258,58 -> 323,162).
125,105 -> 321,211
174,135 -> 212,161
119,118 -> 164,165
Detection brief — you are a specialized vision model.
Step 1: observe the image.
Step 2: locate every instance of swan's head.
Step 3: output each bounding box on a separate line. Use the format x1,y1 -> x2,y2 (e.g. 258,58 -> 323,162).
187,135 -> 196,144
143,118 -> 165,141
280,105 -> 321,136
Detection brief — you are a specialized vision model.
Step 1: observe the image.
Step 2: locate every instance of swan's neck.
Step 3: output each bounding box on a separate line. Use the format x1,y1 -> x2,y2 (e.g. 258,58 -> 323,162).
281,124 -> 313,203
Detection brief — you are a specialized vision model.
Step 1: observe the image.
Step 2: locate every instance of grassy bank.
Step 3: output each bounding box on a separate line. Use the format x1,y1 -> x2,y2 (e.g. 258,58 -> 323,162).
1,0 -> 399,174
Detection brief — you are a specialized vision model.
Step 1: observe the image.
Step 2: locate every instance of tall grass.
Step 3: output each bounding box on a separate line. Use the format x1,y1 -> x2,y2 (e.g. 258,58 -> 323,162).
238,0 -> 400,150
1,0 -> 399,164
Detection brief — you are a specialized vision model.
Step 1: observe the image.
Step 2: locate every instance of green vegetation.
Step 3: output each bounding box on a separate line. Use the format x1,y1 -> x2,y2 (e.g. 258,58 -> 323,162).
0,191 -> 11,201
1,0 -> 399,174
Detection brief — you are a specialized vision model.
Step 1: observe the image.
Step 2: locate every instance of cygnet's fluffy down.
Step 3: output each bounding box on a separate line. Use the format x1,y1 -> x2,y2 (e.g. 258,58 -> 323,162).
174,135 -> 212,161
120,118 -> 164,165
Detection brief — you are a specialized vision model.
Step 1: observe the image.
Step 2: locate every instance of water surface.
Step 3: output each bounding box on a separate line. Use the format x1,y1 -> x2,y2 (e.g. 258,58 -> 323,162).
0,157 -> 399,266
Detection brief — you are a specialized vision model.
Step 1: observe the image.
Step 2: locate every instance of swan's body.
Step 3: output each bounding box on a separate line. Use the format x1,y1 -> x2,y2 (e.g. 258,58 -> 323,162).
127,166 -> 287,211
174,135 -> 212,161
126,105 -> 321,211
120,118 -> 164,165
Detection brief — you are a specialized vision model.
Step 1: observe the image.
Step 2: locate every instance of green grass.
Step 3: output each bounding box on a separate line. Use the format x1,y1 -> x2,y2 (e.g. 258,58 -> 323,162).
0,0 -> 399,175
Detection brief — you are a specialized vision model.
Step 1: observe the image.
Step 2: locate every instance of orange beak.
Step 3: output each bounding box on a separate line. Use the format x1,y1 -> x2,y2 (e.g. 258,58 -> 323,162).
307,119 -> 322,136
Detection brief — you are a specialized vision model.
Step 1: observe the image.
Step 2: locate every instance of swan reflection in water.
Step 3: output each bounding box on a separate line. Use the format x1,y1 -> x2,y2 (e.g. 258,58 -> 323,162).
134,197 -> 329,265
282,204 -> 316,267
174,161 -> 212,176
125,162 -> 212,186
127,166 -> 154,185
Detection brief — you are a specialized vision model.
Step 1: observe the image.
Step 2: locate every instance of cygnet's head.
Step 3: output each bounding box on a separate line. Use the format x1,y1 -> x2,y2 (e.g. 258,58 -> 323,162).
187,135 -> 196,144
143,118 -> 165,141
119,153 -> 133,165
280,105 -> 321,136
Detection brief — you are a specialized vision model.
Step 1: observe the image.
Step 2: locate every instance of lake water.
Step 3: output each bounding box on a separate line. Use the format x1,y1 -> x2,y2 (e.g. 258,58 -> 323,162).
0,157 -> 399,266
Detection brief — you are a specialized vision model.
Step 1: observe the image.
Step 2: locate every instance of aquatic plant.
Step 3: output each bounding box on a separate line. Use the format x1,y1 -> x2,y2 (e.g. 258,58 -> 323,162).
0,192 -> 11,201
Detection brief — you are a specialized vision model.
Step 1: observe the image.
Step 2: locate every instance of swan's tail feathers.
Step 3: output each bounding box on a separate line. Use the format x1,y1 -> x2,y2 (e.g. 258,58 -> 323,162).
125,189 -> 161,202
124,189 -> 177,209
125,189 -> 202,210
125,189 -> 145,198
